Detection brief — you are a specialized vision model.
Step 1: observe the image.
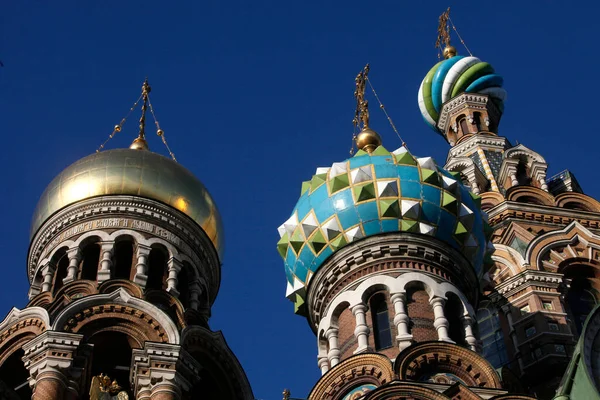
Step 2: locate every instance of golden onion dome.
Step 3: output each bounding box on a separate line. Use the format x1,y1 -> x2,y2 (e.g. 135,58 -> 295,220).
30,148 -> 223,258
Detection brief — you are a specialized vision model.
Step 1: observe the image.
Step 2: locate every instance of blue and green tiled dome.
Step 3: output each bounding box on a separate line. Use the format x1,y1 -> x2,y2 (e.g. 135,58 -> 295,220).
277,144 -> 493,311
418,54 -> 506,134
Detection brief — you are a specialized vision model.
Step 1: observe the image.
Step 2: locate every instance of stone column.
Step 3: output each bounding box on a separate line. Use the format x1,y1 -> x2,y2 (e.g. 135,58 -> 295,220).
97,241 -> 114,283
189,281 -> 203,310
22,331 -> 85,400
502,305 -> 525,371
131,343 -> 199,400
391,293 -> 413,350
133,244 -> 152,287
166,257 -> 183,297
430,297 -> 453,342
325,328 -> 340,367
351,303 -> 371,354
41,263 -> 56,293
63,248 -> 82,284
510,172 -> 519,187
318,355 -> 329,375
461,315 -> 478,352
539,176 -> 549,191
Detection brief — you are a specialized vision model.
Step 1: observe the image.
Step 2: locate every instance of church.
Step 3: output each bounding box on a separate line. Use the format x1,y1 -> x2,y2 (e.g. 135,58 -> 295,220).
0,9 -> 598,400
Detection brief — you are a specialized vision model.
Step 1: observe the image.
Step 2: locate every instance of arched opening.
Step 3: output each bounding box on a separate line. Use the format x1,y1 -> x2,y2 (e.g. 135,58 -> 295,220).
476,301 -> 509,368
515,195 -> 544,206
515,161 -> 531,186
80,243 -> 101,281
406,283 -> 436,341
0,349 -> 32,399
564,267 -> 599,335
473,112 -> 483,132
87,331 -> 135,396
369,293 -> 393,350
444,293 -> 466,345
459,117 -> 469,136
113,238 -> 135,280
146,246 -> 169,291
52,250 -> 70,295
178,264 -> 191,309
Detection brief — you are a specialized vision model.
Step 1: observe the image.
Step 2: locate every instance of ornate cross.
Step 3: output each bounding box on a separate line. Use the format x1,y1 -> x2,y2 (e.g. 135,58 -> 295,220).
353,64 -> 370,130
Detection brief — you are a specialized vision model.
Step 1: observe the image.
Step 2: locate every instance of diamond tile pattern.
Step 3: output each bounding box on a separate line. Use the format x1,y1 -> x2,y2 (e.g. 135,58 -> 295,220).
278,145 -> 492,308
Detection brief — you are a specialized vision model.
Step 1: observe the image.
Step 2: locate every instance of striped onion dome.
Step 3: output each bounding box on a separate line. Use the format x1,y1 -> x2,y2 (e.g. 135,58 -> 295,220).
418,54 -> 506,134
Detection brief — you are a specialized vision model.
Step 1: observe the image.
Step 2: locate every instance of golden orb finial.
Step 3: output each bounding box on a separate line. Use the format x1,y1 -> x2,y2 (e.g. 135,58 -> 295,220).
130,137 -> 149,150
355,127 -> 382,153
443,45 -> 457,59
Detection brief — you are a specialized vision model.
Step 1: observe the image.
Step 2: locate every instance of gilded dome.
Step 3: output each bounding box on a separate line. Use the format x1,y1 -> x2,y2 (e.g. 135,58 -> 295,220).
277,145 -> 492,306
31,148 -> 223,258
418,55 -> 506,134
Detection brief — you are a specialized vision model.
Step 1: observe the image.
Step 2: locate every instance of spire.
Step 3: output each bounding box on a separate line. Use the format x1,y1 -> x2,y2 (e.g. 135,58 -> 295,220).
130,78 -> 151,150
353,64 -> 381,153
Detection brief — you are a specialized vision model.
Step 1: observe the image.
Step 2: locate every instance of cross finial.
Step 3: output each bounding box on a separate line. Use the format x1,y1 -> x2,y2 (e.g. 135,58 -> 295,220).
130,78 -> 151,150
282,389 -> 291,400
436,8 -> 457,59
353,64 -> 370,130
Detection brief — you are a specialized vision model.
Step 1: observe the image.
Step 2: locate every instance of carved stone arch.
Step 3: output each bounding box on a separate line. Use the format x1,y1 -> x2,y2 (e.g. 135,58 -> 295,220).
98,279 -> 143,298
397,272 -> 442,299
504,144 -> 546,164
308,353 -> 394,400
365,382 -> 450,400
27,292 -> 52,308
395,341 -> 503,389
73,230 -> 111,248
491,244 -> 527,278
53,289 -> 180,344
0,307 -> 49,365
439,282 -> 474,316
555,191 -> 600,212
51,280 -> 98,306
481,191 -> 505,211
526,221 -> 600,269
506,185 -> 554,206
109,229 -> 146,245
144,289 -> 186,330
182,326 -> 254,400
146,237 -> 178,259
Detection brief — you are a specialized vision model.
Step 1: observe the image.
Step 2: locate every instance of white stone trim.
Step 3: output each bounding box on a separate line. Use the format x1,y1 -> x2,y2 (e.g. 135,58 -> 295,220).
0,306 -> 50,333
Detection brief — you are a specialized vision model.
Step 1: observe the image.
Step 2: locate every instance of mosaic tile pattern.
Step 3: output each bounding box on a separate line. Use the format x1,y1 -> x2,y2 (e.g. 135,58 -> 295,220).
278,145 -> 493,309
484,150 -> 503,179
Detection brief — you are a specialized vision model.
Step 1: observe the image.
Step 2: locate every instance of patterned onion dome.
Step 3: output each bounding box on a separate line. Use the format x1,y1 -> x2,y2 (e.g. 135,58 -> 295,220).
418,55 -> 506,133
277,144 -> 493,305
31,148 -> 224,259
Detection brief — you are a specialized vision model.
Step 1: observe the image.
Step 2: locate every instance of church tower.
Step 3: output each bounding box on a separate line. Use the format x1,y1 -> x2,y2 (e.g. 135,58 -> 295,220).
0,81 -> 253,399
419,9 -> 600,399
277,60 -> 535,399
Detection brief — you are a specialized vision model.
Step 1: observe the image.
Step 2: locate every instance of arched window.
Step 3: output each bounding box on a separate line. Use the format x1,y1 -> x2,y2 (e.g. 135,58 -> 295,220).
80,243 -> 101,281
113,239 -> 135,280
566,274 -> 598,335
52,251 -> 70,294
445,294 -> 466,345
88,332 -> 134,395
146,247 -> 168,291
0,349 -> 32,399
474,112 -> 483,132
178,264 -> 191,309
516,161 -> 531,186
459,117 -> 469,136
370,293 -> 393,350
476,300 -> 509,368
406,284 -> 436,341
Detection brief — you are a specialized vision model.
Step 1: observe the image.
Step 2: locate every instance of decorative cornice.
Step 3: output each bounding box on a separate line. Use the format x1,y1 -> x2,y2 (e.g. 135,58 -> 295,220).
438,93 -> 496,134
494,270 -> 563,297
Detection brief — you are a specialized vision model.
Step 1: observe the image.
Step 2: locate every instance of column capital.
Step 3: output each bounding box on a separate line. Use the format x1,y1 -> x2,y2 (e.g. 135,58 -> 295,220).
429,296 -> 447,307
99,241 -> 115,253
167,257 -> 183,271
390,292 -> 407,302
66,247 -> 82,260
131,342 -> 200,398
136,243 -> 153,256
350,303 -> 368,315
325,327 -> 339,340
22,331 -> 86,396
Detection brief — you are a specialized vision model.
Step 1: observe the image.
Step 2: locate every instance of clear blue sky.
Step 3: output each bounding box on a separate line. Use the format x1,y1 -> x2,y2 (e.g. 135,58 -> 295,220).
1,1 -> 598,399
